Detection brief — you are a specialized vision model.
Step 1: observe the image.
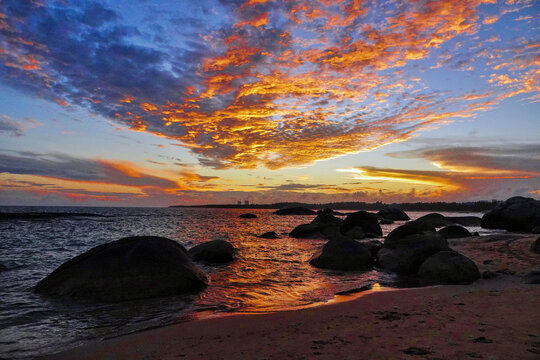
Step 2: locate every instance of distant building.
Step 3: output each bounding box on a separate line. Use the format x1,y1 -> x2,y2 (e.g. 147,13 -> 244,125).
237,200 -> 242,205
244,200 -> 249,205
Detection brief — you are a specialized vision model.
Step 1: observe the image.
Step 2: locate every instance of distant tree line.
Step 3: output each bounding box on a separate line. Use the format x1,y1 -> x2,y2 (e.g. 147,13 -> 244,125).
171,200 -> 501,212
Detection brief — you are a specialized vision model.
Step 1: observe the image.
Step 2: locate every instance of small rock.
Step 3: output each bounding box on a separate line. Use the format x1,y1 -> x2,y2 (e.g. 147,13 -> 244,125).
402,347 -> 432,355
188,240 -> 237,263
483,259 -> 494,265
523,269 -> 540,284
273,207 -> 316,215
471,336 -> 493,343
238,213 -> 257,219
259,231 -> 279,239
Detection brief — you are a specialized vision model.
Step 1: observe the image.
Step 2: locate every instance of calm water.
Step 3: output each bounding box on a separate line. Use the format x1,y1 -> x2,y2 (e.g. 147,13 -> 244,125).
0,207 -> 493,358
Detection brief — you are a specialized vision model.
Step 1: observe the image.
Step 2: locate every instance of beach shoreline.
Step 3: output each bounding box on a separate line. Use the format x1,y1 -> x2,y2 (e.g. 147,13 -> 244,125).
40,275 -> 539,360
40,233 -> 540,360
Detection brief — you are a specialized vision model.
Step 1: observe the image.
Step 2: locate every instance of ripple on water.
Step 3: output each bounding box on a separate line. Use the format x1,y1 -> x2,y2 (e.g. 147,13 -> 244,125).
0,207 -> 488,358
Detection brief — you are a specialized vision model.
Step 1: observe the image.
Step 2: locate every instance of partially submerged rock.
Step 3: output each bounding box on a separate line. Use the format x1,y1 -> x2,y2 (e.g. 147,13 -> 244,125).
290,214 -> 343,239
309,239 -> 374,271
414,213 -> 455,228
188,240 -> 237,263
377,205 -> 410,221
35,236 -> 208,302
238,213 -> 257,219
418,251 -> 480,284
273,207 -> 316,216
438,225 -> 473,239
259,231 -> 279,239
481,196 -> 540,232
341,211 -> 382,237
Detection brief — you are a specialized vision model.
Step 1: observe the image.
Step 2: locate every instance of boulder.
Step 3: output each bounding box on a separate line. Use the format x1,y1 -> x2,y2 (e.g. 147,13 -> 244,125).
418,251 -> 480,284
530,237 -> 540,254
378,231 -> 449,274
340,211 -> 382,237
273,207 -> 316,215
482,270 -> 498,279
309,239 -> 374,271
344,226 -> 365,239
481,196 -> 540,232
311,213 -> 342,225
188,240 -> 237,263
377,205 -> 410,221
239,213 -> 257,219
259,231 -> 279,239
415,213 -> 454,228
35,236 -> 208,302
438,225 -> 472,239
289,222 -> 342,240
357,239 -> 383,258
379,219 -> 394,225
384,221 -> 435,247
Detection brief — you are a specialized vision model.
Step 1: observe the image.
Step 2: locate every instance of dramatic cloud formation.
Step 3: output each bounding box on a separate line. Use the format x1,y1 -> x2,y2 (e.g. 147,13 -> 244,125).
340,143 -> 540,200
1,0 -> 538,170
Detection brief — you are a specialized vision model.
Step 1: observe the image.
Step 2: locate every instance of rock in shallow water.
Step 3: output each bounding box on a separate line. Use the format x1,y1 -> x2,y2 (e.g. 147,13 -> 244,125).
418,251 -> 480,284
238,213 -> 257,219
35,236 -> 209,302
188,240 -> 237,263
309,239 -> 374,271
377,205 -> 410,221
340,211 -> 382,237
259,231 -> 279,239
273,207 -> 316,215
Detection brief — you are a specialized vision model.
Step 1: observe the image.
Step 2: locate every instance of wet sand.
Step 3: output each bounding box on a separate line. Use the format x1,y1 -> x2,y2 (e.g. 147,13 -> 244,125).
42,235 -> 540,360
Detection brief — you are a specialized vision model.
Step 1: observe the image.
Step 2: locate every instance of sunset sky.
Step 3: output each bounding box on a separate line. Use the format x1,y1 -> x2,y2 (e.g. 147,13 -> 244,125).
0,0 -> 538,206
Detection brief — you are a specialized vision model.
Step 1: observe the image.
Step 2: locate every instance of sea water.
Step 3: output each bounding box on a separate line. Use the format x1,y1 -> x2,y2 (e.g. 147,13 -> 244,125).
0,207 -> 494,358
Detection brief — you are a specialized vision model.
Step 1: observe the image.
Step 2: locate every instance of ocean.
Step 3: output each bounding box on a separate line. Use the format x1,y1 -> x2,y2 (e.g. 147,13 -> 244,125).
0,207 -> 495,359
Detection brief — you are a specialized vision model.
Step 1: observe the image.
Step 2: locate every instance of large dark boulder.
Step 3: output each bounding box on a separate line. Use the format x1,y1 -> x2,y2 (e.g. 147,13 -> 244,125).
35,236 -> 208,302
378,231 -> 449,274
309,239 -> 374,271
418,251 -> 480,284
357,239 -> 383,258
289,223 -> 325,238
438,225 -> 472,239
415,213 -> 455,228
341,211 -> 382,237
289,222 -> 342,240
239,213 -> 257,219
530,237 -> 540,254
377,205 -> 410,221
384,221 -> 435,246
481,197 -> 540,232
273,207 -> 316,215
188,240 -> 237,263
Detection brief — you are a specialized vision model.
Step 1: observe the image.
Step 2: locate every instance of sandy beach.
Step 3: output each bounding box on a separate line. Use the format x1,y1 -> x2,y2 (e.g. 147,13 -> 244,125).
42,234 -> 540,360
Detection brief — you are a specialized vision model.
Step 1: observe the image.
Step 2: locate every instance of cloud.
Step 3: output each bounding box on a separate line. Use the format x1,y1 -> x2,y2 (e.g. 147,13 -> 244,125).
337,143 -> 540,201
1,0 -> 538,170
0,115 -> 40,136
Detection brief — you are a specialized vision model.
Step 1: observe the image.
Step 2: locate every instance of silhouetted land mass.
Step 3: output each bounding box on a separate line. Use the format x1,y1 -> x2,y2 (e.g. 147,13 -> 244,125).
0,212 -> 108,221
170,201 -> 501,212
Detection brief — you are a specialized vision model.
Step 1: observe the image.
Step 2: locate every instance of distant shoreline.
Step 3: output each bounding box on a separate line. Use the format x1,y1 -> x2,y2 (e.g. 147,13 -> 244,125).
169,200 -> 499,212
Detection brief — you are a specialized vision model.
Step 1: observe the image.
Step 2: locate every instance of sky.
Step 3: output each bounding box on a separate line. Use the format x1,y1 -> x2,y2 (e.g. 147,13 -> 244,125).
0,0 -> 538,206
